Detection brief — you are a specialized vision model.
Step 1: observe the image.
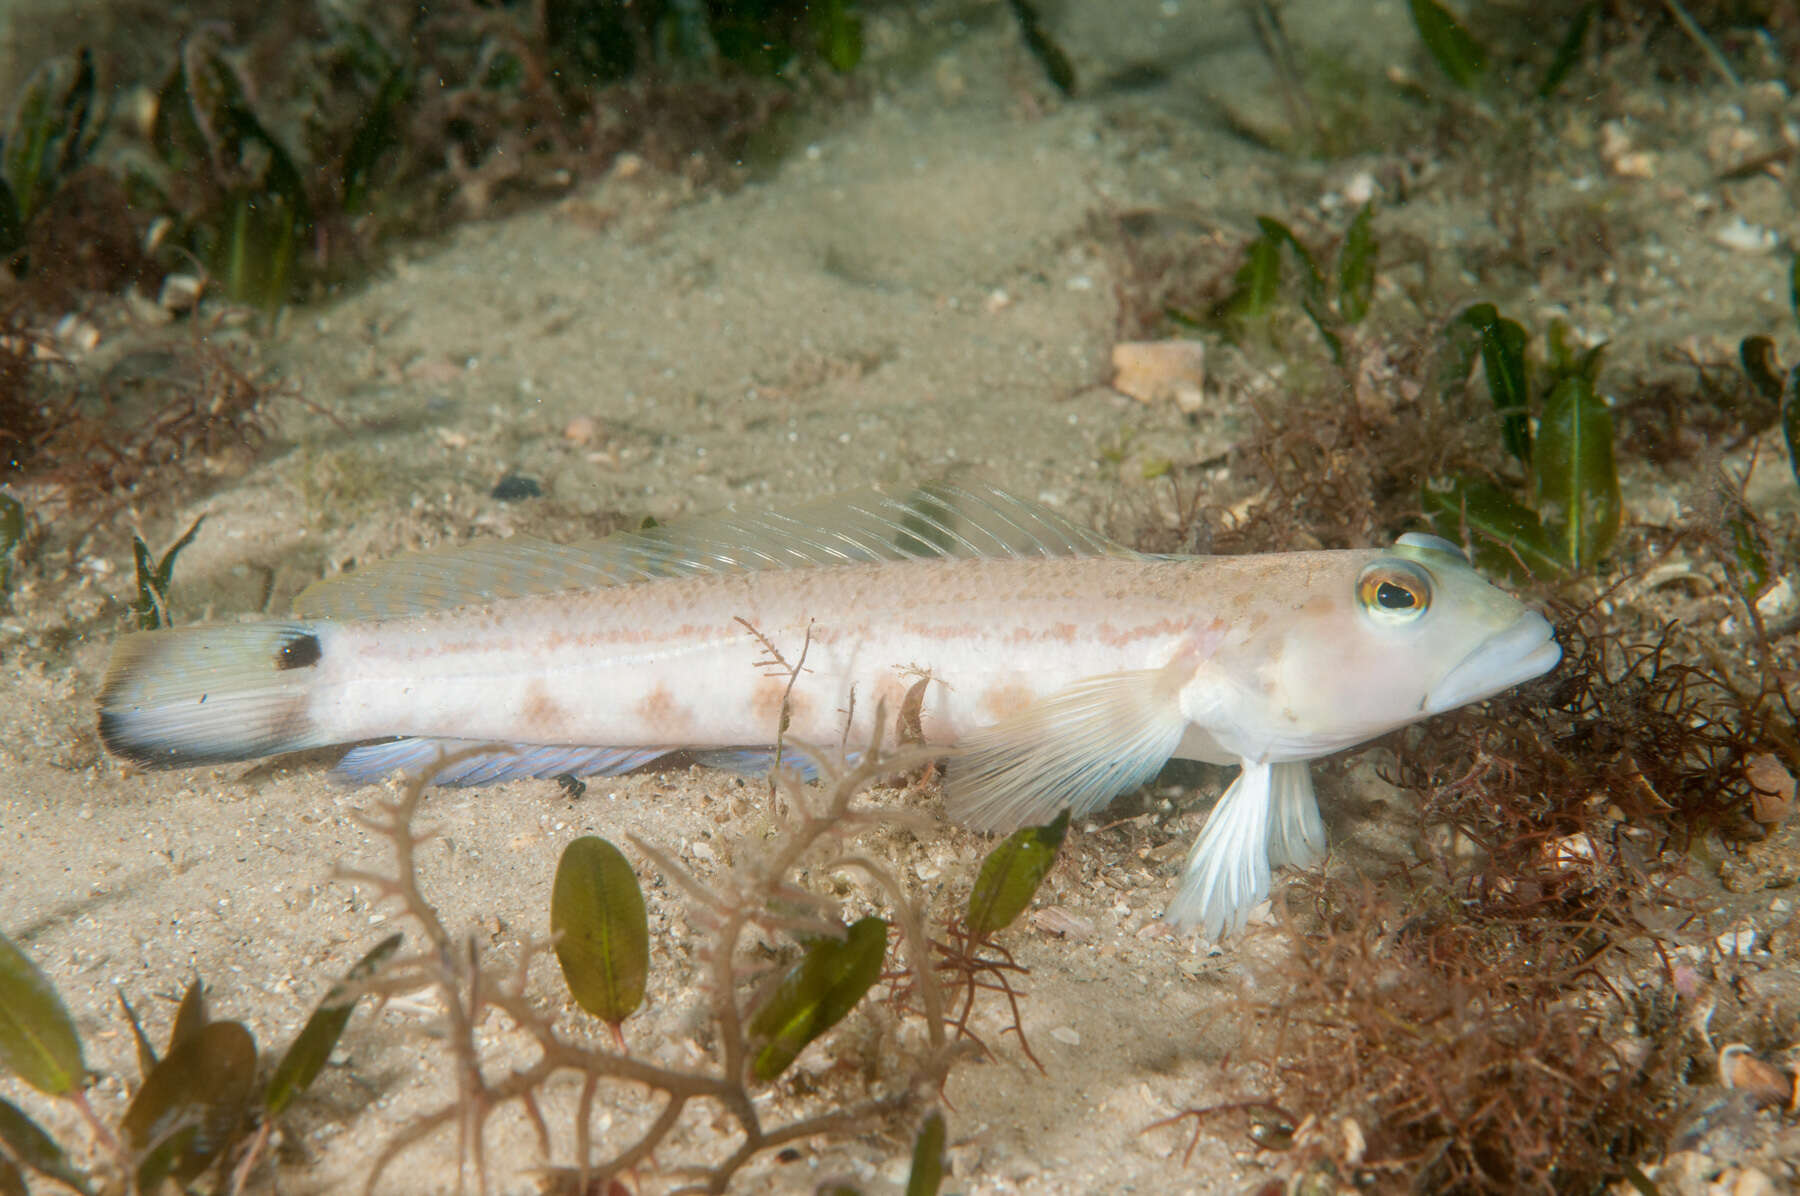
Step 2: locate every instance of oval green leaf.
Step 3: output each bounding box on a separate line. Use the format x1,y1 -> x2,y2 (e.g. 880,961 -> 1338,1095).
0,1094 -> 92,1195
0,930 -> 84,1096
966,809 -> 1070,938
905,1110 -> 946,1196
1409,0 -> 1488,91
1336,203 -> 1376,326
552,837 -> 649,1030
121,1019 -> 257,1190
265,932 -> 402,1116
748,916 -> 889,1084
1460,303 -> 1531,463
1783,366 -> 1800,489
1421,478 -> 1565,582
1533,374 -> 1621,572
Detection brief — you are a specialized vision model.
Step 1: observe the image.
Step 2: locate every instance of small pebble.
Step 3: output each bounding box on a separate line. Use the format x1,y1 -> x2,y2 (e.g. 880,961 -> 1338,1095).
490,473 -> 543,501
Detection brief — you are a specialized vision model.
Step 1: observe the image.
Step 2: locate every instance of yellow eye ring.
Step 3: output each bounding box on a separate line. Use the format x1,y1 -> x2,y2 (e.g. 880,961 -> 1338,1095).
1357,560 -> 1432,624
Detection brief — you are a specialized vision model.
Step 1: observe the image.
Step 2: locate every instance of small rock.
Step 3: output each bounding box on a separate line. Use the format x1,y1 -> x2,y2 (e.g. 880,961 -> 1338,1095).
563,415 -> 599,445
1719,1044 -> 1797,1111
490,473 -> 543,501
1111,339 -> 1205,413
159,273 -> 203,313
1049,1025 -> 1080,1046
1710,215 -> 1778,254
984,287 -> 1013,313
1746,753 -> 1796,825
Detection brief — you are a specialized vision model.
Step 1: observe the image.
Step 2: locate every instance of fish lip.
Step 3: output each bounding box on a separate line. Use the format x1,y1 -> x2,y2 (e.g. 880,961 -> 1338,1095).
1424,611 -> 1561,715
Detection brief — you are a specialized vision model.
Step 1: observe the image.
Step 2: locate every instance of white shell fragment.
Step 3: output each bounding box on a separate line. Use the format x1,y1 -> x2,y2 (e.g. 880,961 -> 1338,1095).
1111,340 -> 1206,413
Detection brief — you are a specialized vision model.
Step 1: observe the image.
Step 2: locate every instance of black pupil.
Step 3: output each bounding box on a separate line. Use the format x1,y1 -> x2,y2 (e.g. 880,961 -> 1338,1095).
1376,581 -> 1416,609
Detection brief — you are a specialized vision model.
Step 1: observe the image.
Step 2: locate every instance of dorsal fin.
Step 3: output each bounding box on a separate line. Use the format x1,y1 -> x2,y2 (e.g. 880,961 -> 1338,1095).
293,481 -> 1131,620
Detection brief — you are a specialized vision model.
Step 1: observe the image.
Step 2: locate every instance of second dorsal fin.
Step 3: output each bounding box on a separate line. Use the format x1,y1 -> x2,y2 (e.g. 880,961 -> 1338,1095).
293,481 -> 1131,620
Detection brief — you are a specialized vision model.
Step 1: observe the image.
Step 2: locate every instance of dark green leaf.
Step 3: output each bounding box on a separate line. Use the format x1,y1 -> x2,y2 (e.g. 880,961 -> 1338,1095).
1728,514 -> 1770,600
966,809 -> 1070,937
1336,203 -> 1376,325
1222,231 -> 1282,321
0,930 -> 84,1096
130,516 -> 204,630
1741,335 -> 1785,402
1409,0 -> 1488,91
748,917 -> 888,1084
905,1110 -> 946,1196
168,976 -> 207,1055
1539,3 -> 1595,97
341,68 -> 408,215
115,989 -> 158,1080
1790,254 -> 1799,333
1006,0 -> 1076,96
1299,297 -> 1345,365
0,181 -> 20,257
1546,319 -> 1606,387
266,933 -> 401,1116
552,838 -> 649,1030
1534,373 -> 1621,571
121,1020 -> 257,1189
0,1156 -> 23,1196
0,493 -> 21,593
1422,478 -> 1566,581
1460,303 -> 1531,463
814,0 -> 864,74
2,49 -> 100,227
0,1094 -> 91,1194
1257,216 -> 1326,301
1783,367 -> 1800,488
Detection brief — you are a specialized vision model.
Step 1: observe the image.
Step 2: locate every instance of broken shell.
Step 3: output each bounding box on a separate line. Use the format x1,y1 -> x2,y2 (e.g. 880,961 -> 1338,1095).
1719,1044 -> 1799,1110
1111,339 -> 1205,413
1746,753 -> 1796,825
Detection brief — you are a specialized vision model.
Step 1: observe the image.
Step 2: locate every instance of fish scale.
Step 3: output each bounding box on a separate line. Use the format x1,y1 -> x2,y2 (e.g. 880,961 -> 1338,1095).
98,482 -> 1560,940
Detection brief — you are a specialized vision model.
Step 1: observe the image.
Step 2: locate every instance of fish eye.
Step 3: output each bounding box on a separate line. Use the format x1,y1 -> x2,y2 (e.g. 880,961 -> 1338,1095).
1356,560 -> 1432,625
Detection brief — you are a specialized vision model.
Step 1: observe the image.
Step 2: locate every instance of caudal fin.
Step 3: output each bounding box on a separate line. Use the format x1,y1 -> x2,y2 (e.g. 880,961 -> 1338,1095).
98,622 -> 329,768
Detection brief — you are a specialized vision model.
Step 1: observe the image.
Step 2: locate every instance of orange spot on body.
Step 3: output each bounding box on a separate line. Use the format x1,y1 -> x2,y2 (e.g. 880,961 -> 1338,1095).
981,681 -> 1039,721
635,683 -> 694,737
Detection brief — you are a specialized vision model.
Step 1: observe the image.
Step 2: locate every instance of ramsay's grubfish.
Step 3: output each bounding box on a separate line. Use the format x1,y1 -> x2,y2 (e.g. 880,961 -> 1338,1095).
99,483 -> 1560,938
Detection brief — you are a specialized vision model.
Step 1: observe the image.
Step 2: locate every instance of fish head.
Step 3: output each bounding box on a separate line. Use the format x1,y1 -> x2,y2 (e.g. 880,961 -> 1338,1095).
1192,535 -> 1561,759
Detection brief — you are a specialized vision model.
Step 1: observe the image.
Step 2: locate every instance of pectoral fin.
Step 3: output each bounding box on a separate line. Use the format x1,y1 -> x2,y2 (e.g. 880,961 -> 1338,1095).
1165,760 -> 1274,940
945,669 -> 1189,832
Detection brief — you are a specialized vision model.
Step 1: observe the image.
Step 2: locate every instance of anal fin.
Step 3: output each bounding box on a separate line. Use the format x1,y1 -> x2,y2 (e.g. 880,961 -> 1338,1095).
334,739 -> 675,787
945,669 -> 1189,832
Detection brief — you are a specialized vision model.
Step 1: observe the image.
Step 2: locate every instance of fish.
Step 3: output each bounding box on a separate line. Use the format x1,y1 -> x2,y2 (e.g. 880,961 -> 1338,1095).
98,482 -> 1561,938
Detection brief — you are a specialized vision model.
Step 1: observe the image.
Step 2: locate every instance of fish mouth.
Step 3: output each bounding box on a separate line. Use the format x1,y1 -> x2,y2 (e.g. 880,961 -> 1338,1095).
1424,611 -> 1561,715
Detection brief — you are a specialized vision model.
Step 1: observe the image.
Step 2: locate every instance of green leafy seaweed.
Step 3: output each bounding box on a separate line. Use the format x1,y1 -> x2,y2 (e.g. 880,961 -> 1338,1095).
0,1095 -> 91,1195
0,48 -> 101,237
966,810 -> 1070,938
1533,373 -> 1621,572
1006,0 -> 1076,96
1409,0 -> 1487,91
1336,202 -> 1376,325
1459,303 -> 1532,463
1422,478 -> 1565,581
905,1109 -> 947,1196
130,515 -> 204,630
748,916 -> 888,1083
0,930 -> 85,1096
1540,3 -> 1596,97
265,933 -> 402,1116
0,494 -> 22,594
121,1020 -> 257,1190
551,837 -> 649,1032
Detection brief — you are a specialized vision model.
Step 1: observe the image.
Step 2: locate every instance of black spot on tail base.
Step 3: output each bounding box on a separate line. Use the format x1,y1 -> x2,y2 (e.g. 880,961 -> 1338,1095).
277,633 -> 322,671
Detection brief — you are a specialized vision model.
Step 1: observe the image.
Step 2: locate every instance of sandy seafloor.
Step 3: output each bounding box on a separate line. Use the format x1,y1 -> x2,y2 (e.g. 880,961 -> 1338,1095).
4,1 -> 1800,1192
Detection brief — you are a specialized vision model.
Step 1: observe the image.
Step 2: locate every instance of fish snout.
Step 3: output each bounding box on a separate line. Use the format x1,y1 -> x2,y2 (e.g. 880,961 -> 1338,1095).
1424,611 -> 1561,715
